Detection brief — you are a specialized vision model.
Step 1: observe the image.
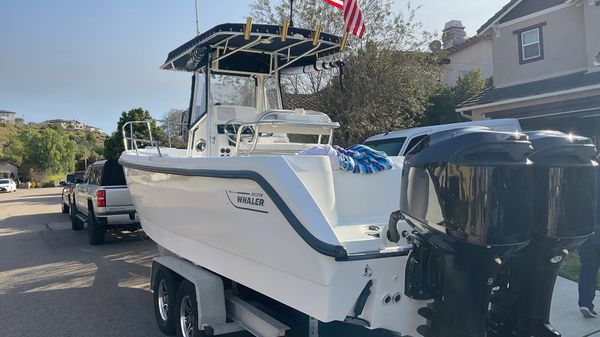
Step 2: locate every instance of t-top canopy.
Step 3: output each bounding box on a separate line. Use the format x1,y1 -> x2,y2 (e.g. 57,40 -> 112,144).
161,23 -> 342,76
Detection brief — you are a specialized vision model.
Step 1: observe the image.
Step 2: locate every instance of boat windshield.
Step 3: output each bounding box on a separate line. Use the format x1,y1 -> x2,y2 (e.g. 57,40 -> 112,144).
190,73 -> 207,124
264,76 -> 281,110
210,74 -> 256,108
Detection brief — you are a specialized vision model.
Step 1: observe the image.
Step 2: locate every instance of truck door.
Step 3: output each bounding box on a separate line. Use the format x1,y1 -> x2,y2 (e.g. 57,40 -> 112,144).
76,167 -> 92,214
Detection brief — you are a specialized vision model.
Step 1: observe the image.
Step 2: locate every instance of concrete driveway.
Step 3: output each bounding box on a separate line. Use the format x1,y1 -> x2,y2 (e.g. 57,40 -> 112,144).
1,187 -> 599,337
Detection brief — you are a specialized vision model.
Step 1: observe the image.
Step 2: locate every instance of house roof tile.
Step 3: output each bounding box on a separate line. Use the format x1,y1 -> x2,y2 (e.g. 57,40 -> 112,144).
0,161 -> 19,168
445,36 -> 483,55
477,0 -> 522,35
457,71 -> 600,110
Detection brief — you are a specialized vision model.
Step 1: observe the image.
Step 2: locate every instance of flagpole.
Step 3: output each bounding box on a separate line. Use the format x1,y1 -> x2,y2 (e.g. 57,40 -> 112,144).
289,0 -> 294,27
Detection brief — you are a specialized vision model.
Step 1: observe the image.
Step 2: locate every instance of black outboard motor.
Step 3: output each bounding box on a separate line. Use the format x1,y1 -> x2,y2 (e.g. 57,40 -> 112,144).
489,131 -> 597,337
399,127 -> 534,337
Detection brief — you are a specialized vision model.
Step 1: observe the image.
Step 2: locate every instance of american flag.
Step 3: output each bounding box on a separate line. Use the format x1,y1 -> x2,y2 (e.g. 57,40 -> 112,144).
326,0 -> 343,8
326,0 -> 366,38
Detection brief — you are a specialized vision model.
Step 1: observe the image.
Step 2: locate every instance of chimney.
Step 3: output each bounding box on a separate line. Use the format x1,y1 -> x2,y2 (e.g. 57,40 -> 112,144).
442,20 -> 467,49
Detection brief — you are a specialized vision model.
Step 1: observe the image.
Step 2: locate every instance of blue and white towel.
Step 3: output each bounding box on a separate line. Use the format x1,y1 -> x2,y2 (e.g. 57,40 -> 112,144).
299,144 -> 394,174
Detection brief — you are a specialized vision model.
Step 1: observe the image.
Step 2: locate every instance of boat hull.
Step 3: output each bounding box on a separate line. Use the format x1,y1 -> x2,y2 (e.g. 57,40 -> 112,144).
120,152 -> 424,334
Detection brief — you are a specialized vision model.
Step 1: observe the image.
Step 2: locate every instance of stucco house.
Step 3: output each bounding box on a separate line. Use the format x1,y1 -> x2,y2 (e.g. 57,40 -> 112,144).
0,161 -> 19,180
442,20 -> 494,85
0,110 -> 16,124
455,0 -> 600,141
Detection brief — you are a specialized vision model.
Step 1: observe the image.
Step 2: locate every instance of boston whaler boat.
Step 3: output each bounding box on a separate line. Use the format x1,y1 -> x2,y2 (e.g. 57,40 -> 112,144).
120,22 -> 423,336
119,22 -> 598,337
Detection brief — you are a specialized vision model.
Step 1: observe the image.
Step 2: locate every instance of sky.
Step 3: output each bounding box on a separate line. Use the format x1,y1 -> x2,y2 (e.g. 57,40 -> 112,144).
0,0 -> 506,134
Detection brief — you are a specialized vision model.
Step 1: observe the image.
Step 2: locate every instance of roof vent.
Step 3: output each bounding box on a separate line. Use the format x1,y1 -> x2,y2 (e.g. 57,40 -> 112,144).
442,20 -> 467,49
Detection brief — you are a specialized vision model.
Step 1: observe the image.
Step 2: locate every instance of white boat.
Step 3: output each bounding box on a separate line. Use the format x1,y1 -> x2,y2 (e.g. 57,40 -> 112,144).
119,23 -> 424,335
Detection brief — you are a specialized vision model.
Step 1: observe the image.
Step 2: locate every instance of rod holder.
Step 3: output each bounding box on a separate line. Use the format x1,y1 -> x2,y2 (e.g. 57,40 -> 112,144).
244,17 -> 253,40
281,19 -> 289,42
312,25 -> 321,46
340,32 -> 349,51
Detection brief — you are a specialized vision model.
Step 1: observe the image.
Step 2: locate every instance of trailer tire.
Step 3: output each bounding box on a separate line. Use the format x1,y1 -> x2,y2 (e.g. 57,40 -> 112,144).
70,201 -> 84,231
87,207 -> 105,245
153,267 -> 179,336
176,280 -> 205,337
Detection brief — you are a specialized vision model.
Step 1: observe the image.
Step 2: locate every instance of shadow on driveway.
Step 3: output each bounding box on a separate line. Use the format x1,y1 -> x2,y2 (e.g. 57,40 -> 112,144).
0,210 -> 164,337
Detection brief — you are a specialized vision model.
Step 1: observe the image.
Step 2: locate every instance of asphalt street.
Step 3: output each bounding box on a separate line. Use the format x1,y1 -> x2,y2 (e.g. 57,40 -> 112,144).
0,187 -> 163,337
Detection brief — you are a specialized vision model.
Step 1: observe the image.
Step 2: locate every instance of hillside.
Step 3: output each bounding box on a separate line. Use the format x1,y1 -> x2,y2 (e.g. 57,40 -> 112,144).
0,123 -> 19,159
0,122 -> 106,182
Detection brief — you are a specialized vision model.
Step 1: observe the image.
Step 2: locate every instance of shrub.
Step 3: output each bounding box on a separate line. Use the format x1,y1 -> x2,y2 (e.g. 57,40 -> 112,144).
42,181 -> 56,188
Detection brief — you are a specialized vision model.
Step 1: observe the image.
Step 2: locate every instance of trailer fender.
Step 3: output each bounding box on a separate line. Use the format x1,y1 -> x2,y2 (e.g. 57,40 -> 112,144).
152,256 -> 227,328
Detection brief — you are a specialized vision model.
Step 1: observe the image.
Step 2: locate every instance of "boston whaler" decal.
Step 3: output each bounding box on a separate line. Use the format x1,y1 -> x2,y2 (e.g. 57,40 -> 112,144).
225,190 -> 268,214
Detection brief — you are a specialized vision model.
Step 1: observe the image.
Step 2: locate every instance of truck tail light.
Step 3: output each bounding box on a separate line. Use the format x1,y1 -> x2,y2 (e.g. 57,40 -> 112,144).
96,190 -> 106,207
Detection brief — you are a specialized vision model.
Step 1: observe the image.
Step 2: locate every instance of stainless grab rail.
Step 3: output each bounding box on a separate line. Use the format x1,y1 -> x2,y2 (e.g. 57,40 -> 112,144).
121,120 -> 162,157
234,120 -> 339,155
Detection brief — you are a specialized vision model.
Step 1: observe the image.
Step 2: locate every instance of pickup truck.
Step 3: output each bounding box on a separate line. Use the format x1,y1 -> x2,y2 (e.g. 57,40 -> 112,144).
61,171 -> 85,213
70,159 -> 140,245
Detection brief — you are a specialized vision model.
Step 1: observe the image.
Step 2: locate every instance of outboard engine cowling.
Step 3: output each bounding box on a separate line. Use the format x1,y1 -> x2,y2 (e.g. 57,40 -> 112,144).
489,131 -> 597,337
399,128 -> 534,337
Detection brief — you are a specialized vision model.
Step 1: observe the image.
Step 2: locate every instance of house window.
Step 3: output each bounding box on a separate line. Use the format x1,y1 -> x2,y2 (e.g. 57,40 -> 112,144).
514,22 -> 546,65
521,29 -> 541,60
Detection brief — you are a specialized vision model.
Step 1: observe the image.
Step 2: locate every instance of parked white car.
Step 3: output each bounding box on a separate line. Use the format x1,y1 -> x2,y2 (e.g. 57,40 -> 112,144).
364,118 -> 522,156
0,179 -> 17,192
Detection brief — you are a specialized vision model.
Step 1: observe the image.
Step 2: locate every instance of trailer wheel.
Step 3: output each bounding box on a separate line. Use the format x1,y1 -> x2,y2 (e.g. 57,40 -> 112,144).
153,267 -> 179,335
176,280 -> 204,337
87,207 -> 105,245
70,201 -> 84,231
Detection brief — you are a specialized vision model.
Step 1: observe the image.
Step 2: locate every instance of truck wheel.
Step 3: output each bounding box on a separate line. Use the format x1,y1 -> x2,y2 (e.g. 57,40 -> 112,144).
62,201 -> 70,214
70,202 -> 84,231
87,208 -> 106,245
176,281 -> 205,337
153,267 -> 179,335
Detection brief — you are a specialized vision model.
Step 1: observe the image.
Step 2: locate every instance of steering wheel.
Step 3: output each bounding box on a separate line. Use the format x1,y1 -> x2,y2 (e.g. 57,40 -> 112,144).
224,119 -> 255,145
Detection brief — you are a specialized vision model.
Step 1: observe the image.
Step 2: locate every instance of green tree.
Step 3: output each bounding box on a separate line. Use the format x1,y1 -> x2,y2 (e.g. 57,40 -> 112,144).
71,129 -> 104,169
251,0 -> 435,94
317,45 -> 442,146
421,69 -> 491,126
27,127 -> 77,174
251,0 -> 429,50
250,0 -> 445,146
3,135 -> 26,165
104,108 -> 167,160
3,127 -> 39,176
160,109 -> 188,149
4,126 -> 77,180
454,69 -> 489,103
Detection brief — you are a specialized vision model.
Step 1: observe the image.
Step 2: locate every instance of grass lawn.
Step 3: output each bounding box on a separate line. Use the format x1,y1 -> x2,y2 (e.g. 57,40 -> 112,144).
559,251 -> 600,290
